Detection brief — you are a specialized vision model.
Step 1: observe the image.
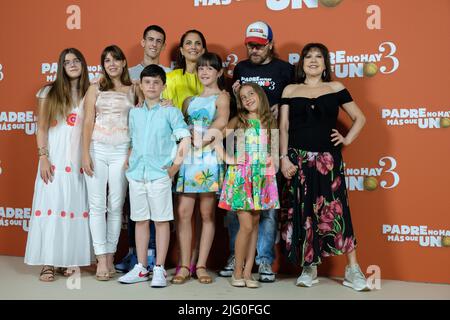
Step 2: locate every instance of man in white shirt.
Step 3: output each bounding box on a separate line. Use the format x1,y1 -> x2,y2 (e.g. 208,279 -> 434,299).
128,25 -> 172,81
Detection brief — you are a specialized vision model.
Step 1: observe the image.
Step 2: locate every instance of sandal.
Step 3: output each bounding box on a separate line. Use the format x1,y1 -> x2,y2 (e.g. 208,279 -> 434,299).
196,266 -> 212,284
171,265 -> 191,284
95,254 -> 110,281
96,271 -> 110,281
39,265 -> 55,282
57,267 -> 77,277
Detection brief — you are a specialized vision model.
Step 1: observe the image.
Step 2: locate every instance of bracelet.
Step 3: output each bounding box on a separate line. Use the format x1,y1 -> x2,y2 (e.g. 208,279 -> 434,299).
279,154 -> 288,160
38,147 -> 49,157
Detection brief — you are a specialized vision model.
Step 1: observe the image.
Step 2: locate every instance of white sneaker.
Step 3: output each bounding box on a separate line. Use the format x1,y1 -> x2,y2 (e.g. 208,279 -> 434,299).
151,265 -> 167,288
118,263 -> 150,284
258,262 -> 275,282
343,264 -> 371,291
218,255 -> 235,277
296,265 -> 319,287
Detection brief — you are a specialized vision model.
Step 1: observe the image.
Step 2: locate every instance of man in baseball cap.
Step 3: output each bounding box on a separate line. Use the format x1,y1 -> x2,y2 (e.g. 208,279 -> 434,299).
245,21 -> 273,45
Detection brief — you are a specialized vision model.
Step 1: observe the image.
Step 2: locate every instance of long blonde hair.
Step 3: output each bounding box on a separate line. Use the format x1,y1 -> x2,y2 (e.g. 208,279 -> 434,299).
236,83 -> 277,131
42,48 -> 89,124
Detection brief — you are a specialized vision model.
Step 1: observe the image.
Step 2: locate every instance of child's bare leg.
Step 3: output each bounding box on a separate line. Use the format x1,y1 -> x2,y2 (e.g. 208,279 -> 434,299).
234,211 -> 254,279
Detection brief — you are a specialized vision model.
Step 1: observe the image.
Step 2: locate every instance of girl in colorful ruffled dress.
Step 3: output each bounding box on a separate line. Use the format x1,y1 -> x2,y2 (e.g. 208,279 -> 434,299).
218,83 -> 279,288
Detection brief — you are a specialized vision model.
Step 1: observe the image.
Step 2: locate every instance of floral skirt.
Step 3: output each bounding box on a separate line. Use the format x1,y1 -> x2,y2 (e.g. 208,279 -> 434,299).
176,149 -> 224,193
280,148 -> 357,267
218,162 -> 280,211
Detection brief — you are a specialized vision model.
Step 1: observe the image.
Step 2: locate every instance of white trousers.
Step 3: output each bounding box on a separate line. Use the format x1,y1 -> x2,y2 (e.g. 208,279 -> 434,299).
85,141 -> 129,255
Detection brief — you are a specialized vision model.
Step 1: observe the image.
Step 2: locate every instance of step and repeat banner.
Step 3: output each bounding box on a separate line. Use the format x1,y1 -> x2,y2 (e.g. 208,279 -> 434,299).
0,0 -> 449,284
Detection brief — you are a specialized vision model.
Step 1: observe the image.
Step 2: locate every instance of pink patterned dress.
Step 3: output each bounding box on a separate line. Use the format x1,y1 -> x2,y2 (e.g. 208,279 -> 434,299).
218,118 -> 279,211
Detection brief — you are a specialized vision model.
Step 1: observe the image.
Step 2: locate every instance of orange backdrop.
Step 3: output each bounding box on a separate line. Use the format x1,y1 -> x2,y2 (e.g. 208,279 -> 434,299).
0,0 -> 449,284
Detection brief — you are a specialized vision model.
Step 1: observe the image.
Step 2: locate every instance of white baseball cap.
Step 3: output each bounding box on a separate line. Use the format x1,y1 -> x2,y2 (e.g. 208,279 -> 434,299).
245,21 -> 273,45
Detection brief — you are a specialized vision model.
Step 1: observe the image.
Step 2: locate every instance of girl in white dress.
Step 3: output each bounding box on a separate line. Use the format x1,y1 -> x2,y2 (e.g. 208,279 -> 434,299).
24,48 -> 92,281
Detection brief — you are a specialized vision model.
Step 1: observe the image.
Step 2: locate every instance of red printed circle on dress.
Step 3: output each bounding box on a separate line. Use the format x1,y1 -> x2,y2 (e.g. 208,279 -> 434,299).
83,212 -> 89,218
61,211 -> 66,217
66,113 -> 77,126
65,166 -> 71,173
70,212 -> 75,219
47,209 -> 52,216
35,210 -> 41,216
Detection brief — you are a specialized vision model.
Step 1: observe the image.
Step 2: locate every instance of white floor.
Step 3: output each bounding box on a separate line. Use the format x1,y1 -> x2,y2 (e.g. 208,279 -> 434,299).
1,256 -> 449,300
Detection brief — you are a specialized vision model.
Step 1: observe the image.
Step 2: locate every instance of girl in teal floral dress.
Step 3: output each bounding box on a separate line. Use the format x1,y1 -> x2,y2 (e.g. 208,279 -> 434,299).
218,83 -> 279,288
172,53 -> 230,284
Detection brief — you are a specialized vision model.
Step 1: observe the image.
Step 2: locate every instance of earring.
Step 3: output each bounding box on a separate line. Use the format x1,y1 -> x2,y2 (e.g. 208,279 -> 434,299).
322,70 -> 327,78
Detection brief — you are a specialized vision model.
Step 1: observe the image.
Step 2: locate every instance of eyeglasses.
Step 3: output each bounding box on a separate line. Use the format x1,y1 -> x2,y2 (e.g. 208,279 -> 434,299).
63,58 -> 82,67
246,43 -> 269,51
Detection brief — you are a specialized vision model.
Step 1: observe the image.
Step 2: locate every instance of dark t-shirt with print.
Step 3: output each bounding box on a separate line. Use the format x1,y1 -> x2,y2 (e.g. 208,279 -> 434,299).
232,57 -> 295,109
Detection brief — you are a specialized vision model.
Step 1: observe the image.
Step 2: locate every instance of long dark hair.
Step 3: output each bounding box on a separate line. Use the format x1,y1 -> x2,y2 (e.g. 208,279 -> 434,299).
197,52 -> 225,90
176,30 -> 207,75
99,45 -> 132,91
296,43 -> 332,83
42,48 -> 89,124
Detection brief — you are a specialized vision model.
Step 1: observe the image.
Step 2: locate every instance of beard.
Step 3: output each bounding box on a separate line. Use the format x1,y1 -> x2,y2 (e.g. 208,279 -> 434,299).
249,53 -> 269,65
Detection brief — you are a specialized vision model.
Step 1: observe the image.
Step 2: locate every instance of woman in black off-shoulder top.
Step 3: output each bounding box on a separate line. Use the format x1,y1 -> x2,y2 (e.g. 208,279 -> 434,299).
279,43 -> 370,291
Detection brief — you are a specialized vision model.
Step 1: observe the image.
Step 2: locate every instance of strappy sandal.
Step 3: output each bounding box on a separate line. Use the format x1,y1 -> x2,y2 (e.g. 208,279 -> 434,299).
96,271 -> 110,281
196,266 -> 212,284
95,254 -> 110,281
39,265 -> 55,282
57,267 -> 77,277
65,267 -> 78,277
171,265 -> 191,284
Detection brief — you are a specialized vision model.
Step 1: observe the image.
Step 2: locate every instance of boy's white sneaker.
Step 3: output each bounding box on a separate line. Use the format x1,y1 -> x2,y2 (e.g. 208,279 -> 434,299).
118,263 -> 150,284
151,265 -> 167,288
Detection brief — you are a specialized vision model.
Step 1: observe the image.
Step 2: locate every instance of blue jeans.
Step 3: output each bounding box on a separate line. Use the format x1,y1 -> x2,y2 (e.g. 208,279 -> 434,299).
128,218 -> 156,249
226,209 -> 277,265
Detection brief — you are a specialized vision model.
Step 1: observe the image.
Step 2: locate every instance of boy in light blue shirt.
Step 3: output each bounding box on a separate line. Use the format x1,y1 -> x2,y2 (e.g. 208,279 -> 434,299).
118,64 -> 190,287
117,25 -> 172,275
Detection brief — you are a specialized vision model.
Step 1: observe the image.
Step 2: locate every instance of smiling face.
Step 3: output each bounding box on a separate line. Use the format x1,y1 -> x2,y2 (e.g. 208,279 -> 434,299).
180,32 -> 205,63
103,52 -> 126,78
63,53 -> 82,79
239,85 -> 260,114
303,47 -> 326,77
197,63 -> 222,87
142,30 -> 165,60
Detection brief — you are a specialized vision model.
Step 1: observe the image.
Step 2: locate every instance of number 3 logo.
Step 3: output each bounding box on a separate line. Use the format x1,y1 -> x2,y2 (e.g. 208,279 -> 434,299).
379,156 -> 400,189
379,42 -> 399,74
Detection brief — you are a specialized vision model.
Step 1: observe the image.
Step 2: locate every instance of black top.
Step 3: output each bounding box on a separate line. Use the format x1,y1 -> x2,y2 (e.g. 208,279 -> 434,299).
281,88 -> 353,152
232,58 -> 295,107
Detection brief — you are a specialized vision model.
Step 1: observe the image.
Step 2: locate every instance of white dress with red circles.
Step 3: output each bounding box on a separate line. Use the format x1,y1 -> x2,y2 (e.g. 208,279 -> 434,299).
24,86 -> 93,267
